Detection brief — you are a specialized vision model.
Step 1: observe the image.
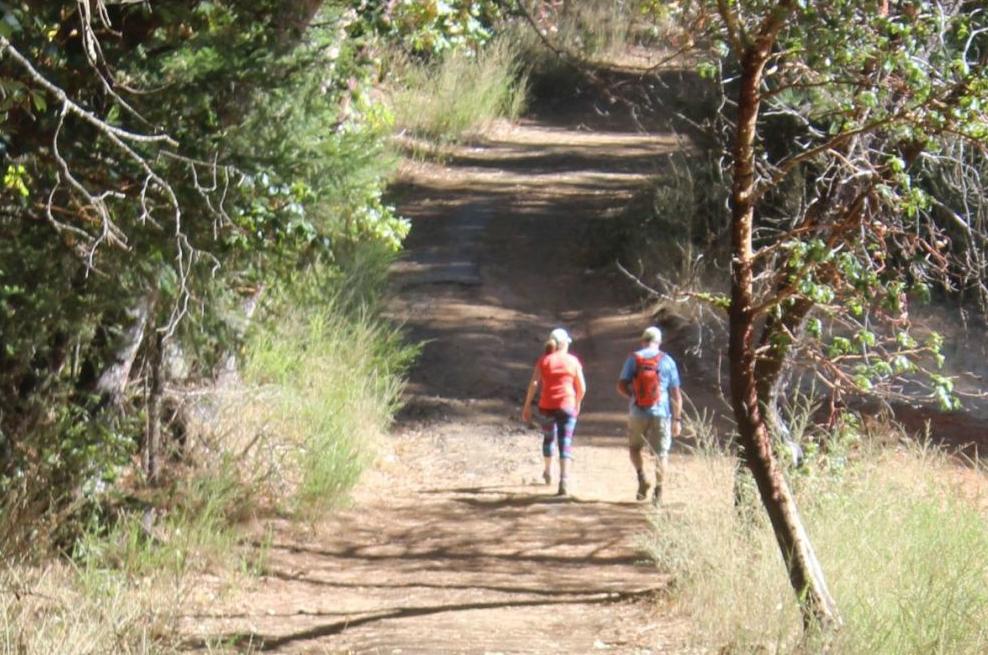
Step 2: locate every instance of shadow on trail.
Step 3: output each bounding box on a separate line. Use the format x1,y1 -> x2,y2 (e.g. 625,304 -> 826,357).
266,542 -> 644,568
527,65 -> 714,138
185,588 -> 663,652
418,485 -> 525,494
442,148 -> 668,178
257,573 -> 653,600
449,493 -> 640,510
421,484 -> 638,505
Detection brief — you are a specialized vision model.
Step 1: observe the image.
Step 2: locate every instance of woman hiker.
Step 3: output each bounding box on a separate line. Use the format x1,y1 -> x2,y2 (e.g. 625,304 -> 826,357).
521,327 -> 587,496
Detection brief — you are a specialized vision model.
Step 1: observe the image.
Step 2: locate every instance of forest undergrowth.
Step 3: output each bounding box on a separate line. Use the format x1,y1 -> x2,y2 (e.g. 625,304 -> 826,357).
0,247 -> 414,654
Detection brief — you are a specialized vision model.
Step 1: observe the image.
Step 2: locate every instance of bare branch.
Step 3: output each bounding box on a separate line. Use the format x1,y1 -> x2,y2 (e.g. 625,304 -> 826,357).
615,260 -> 662,297
0,37 -> 177,148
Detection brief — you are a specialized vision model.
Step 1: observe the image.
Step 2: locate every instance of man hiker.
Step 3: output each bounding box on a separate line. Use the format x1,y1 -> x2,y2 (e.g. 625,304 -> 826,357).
616,326 -> 682,504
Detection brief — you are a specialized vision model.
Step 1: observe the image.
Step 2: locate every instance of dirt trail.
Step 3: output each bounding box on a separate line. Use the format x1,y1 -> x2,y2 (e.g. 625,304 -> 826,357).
181,103 -> 701,653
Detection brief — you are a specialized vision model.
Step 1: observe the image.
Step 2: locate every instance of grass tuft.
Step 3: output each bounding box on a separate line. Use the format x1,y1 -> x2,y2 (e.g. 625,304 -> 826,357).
0,247 -> 416,653
209,246 -> 417,519
242,295 -> 413,516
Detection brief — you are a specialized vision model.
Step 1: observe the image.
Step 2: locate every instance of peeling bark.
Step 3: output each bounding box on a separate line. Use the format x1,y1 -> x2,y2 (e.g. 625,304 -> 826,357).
755,297 -> 814,463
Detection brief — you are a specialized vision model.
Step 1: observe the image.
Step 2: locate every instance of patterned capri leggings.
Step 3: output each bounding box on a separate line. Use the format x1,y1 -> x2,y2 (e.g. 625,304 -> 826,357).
538,408 -> 577,460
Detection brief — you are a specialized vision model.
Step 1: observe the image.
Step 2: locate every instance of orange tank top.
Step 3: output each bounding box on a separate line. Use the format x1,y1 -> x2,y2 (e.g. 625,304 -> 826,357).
537,351 -> 581,411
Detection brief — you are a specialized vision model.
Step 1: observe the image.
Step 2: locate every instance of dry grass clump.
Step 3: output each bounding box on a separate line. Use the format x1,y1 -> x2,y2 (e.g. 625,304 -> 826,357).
0,563 -> 183,654
185,255 -> 416,520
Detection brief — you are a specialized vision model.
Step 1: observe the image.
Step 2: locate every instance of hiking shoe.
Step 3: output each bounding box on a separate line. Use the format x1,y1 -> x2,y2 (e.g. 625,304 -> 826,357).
557,480 -> 569,497
542,471 -> 552,485
652,486 -> 663,506
636,477 -> 650,501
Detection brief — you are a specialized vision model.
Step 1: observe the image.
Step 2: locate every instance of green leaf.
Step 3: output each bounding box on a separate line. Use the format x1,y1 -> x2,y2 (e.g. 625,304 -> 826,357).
30,90 -> 46,114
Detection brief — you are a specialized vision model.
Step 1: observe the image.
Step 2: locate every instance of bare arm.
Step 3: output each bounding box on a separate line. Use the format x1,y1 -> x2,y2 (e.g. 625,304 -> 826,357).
574,368 -> 587,415
616,354 -> 633,399
670,386 -> 683,437
521,365 -> 540,422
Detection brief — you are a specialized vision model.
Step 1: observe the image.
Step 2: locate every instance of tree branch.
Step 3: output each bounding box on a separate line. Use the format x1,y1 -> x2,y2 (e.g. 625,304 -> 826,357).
0,36 -> 177,148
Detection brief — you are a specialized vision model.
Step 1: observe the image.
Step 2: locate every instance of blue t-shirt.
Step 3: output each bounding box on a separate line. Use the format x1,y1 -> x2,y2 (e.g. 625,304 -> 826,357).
618,347 -> 680,418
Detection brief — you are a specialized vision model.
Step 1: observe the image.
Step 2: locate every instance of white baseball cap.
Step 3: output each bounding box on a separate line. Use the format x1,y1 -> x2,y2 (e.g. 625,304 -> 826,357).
641,326 -> 662,343
549,327 -> 572,344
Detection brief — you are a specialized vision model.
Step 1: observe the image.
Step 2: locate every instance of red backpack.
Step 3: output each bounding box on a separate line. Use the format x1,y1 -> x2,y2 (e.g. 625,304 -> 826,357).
632,352 -> 664,408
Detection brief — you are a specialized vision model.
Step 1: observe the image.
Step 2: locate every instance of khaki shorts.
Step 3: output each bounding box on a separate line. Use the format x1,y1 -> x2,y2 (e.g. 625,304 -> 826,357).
628,414 -> 672,456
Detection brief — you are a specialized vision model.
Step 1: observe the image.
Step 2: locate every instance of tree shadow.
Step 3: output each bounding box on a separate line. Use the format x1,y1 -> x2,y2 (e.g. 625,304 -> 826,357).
449,493 -> 640,510
183,588 -> 663,652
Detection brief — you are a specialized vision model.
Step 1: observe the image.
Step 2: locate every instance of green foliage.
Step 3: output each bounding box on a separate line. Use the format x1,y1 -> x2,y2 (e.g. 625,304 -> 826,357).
360,0 -> 503,53
0,245 -> 416,649
0,1 -> 419,550
3,163 -> 29,196
782,398 -> 862,480
656,1 -> 988,412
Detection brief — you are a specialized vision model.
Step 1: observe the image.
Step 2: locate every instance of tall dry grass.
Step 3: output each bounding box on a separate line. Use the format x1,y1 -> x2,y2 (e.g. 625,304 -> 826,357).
198,248 -> 417,518
240,297 -> 413,516
0,563 -> 181,654
522,0 -> 644,62
389,36 -> 528,142
649,430 -> 988,654
0,249 -> 414,653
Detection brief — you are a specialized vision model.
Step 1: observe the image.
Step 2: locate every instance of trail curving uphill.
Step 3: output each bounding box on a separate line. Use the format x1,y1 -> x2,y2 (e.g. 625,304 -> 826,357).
182,93 -> 702,653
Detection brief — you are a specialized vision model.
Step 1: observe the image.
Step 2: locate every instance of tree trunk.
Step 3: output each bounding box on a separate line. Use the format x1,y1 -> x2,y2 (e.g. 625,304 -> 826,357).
217,285 -> 264,386
95,291 -> 156,409
726,4 -> 841,631
144,331 -> 164,483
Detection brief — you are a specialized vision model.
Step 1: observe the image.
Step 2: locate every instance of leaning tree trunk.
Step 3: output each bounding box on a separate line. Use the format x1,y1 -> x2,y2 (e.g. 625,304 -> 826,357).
725,2 -> 841,631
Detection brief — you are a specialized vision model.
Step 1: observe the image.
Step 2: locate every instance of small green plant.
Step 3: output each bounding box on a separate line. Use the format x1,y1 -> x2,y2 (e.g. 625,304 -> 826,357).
72,471 -> 241,581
